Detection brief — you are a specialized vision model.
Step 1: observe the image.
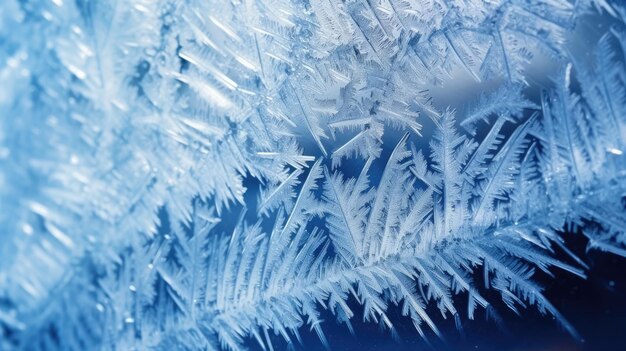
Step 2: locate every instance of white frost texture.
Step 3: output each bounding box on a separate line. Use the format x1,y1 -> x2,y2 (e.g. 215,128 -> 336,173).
1,0 -> 626,350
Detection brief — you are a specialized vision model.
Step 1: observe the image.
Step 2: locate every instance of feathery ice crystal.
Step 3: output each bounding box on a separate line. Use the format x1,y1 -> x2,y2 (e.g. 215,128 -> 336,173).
1,0 -> 626,350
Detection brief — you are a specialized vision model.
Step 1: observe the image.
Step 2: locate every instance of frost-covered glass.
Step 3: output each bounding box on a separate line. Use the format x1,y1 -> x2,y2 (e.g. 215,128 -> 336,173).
1,0 -> 625,350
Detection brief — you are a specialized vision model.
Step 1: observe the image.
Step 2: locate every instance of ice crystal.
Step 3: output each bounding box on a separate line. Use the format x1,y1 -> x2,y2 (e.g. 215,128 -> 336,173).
0,0 -> 625,350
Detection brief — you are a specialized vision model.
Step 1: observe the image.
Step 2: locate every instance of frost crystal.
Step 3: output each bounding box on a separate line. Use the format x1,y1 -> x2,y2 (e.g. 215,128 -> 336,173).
1,0 -> 625,350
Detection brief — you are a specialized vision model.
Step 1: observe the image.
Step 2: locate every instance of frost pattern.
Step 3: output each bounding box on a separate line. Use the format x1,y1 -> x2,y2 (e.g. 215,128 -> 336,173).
1,0 -> 625,350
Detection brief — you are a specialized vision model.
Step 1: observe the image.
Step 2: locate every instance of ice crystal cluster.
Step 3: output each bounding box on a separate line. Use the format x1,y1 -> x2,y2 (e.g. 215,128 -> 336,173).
1,0 -> 626,350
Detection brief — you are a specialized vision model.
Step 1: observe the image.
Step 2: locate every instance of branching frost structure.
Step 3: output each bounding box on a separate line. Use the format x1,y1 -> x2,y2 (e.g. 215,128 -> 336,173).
0,0 -> 625,350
